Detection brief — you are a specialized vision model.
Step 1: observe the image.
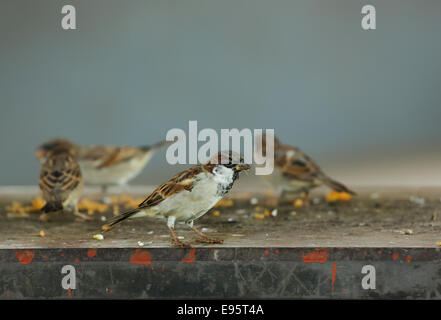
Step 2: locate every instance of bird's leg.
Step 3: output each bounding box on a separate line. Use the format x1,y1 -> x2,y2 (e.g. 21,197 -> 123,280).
100,185 -> 112,203
121,183 -> 129,195
187,221 -> 223,244
262,188 -> 281,208
70,204 -> 92,222
300,191 -> 310,206
279,189 -> 287,200
167,216 -> 191,247
278,189 -> 294,205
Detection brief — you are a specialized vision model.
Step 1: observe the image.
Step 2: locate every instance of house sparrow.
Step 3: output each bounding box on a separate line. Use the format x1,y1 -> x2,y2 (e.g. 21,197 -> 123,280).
38,144 -> 89,221
101,151 -> 250,246
36,138 -> 173,193
255,134 -> 355,203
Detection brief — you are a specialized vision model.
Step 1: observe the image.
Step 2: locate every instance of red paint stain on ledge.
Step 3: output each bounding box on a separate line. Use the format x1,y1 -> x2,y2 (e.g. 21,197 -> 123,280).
302,249 -> 329,264
331,262 -> 337,292
16,250 -> 35,264
182,248 -> 197,263
87,248 -> 97,258
130,249 -> 152,266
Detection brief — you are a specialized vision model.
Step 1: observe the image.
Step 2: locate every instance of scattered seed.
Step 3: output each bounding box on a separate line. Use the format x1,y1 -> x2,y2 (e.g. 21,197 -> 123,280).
215,199 -> 234,207
293,199 -> 304,207
264,189 -> 274,197
410,196 -> 425,206
93,234 -> 104,240
253,213 -> 265,219
7,212 -> 30,218
31,198 -> 46,211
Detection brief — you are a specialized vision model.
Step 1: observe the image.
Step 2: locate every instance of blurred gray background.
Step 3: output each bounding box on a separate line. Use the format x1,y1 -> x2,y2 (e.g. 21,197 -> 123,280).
1,0 -> 440,187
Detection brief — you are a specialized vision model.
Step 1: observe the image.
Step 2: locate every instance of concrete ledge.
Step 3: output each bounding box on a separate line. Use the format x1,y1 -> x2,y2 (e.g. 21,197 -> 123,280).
1,247 -> 440,299
0,186 -> 440,299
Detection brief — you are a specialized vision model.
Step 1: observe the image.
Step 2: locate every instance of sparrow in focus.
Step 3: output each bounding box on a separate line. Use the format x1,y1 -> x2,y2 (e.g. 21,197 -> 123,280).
255,134 -> 355,203
38,144 -> 89,221
101,151 -> 250,246
36,138 -> 173,193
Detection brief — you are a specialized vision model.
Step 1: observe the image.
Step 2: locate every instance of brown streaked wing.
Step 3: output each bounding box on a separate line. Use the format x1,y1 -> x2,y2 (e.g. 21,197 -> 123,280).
81,146 -> 145,169
137,165 -> 203,209
280,147 -> 323,182
39,155 -> 82,193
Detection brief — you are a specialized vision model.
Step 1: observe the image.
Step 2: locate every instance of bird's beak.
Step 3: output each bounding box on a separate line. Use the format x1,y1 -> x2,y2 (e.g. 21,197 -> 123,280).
235,164 -> 250,171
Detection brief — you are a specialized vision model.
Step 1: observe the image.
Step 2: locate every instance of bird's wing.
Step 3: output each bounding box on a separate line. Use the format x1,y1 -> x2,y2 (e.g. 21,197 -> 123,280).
39,154 -> 82,197
279,146 -> 323,182
80,146 -> 144,169
137,165 -> 203,209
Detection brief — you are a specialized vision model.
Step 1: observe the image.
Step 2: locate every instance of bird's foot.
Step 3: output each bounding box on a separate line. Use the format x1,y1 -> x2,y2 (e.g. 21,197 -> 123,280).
73,211 -> 93,222
171,238 -> 192,247
194,236 -> 224,244
190,225 -> 223,244
168,226 -> 191,246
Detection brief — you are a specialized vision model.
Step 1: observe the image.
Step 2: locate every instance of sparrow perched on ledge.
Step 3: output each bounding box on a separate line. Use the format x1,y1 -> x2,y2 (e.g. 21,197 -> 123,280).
101,151 -> 250,246
255,134 -> 355,203
38,144 -> 89,221
36,138 -> 172,193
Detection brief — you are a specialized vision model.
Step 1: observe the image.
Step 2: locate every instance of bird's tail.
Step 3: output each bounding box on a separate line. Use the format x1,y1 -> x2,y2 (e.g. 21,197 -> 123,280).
42,201 -> 63,213
140,139 -> 175,152
101,208 -> 141,232
323,177 -> 356,195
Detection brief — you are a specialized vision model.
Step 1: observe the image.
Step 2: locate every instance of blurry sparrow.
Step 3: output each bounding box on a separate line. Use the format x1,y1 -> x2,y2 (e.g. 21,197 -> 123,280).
36,138 -> 172,193
255,134 -> 355,202
38,144 -> 89,221
101,151 -> 250,246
